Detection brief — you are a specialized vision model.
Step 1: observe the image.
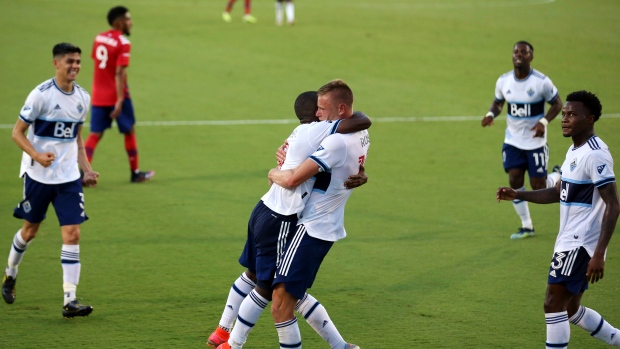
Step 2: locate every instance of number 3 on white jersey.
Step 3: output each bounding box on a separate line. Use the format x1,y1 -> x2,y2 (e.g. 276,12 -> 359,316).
95,45 -> 108,69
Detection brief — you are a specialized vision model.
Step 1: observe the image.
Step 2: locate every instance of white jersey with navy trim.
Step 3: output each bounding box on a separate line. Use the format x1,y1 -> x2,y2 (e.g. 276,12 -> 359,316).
494,68 -> 559,150
18,78 -> 91,184
556,136 -> 615,256
298,129 -> 370,242
261,120 -> 342,216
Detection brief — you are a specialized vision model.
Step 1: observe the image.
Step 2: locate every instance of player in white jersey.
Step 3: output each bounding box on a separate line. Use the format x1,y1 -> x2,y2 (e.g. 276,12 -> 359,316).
1,43 -> 99,318
482,41 -> 564,239
268,79 -> 369,349
497,91 -> 620,348
209,91 -> 368,349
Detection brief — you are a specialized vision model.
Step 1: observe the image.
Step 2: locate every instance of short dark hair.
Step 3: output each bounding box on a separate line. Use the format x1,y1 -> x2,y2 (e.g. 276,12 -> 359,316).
108,6 -> 129,26
294,91 -> 318,122
566,90 -> 603,122
515,40 -> 534,52
317,79 -> 354,107
52,43 -> 81,58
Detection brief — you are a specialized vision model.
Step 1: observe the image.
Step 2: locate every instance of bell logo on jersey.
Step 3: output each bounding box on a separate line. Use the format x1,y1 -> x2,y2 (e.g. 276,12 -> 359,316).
560,183 -> 569,202
509,103 -> 531,117
54,121 -> 76,138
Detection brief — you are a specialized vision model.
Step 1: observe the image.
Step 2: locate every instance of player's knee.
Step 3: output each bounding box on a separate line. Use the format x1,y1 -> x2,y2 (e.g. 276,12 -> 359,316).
255,281 -> 273,301
61,226 -> 81,244
21,224 -> 40,242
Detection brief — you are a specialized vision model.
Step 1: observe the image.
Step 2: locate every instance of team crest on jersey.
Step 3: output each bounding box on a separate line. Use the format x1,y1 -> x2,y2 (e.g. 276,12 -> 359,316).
527,88 -> 535,97
570,158 -> 577,172
77,103 -> 83,113
597,164 -> 606,174
22,105 -> 31,111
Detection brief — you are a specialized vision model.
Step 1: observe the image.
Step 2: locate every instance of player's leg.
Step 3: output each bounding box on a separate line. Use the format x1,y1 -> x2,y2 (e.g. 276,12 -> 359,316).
284,0 -> 295,25
544,283 -> 572,349
222,0 -> 235,22
296,293 -> 359,349
503,144 -> 534,239
2,221 -> 39,304
568,294 -> 620,347
223,285 -> 271,349
117,99 -> 154,183
85,106 -> 113,165
275,0 -> 284,26
272,283 -> 301,349
242,0 -> 257,23
54,179 -> 92,318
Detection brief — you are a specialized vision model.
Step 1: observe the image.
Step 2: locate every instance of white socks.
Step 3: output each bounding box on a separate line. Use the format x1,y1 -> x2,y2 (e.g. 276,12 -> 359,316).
546,311 -> 569,349
285,2 -> 294,23
228,289 -> 268,349
570,306 -> 620,347
296,293 -> 346,349
61,244 -> 80,305
276,317 -> 301,349
6,230 -> 29,278
219,273 -> 257,331
275,2 -> 283,25
512,187 -> 533,229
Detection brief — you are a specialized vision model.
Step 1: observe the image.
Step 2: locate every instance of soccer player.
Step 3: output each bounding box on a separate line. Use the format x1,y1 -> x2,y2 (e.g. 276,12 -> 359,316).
496,91 -> 620,348
275,0 -> 294,26
1,43 -> 98,318
222,0 -> 257,23
209,91 -> 367,349
267,79 -> 369,349
482,41 -> 563,239
86,6 -> 154,184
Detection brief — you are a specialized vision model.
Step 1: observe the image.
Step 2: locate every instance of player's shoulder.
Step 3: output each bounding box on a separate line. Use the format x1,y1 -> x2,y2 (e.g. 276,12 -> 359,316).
73,82 -> 91,97
36,78 -> 55,93
530,68 -> 548,80
499,70 -> 513,79
118,34 -> 131,45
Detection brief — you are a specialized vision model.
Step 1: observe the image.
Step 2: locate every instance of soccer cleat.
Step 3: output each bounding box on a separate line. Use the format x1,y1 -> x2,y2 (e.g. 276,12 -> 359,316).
216,342 -> 232,349
222,12 -> 232,22
62,300 -> 93,318
510,227 -> 535,240
242,14 -> 257,23
344,344 -> 360,349
131,170 -> 155,183
2,274 -> 16,304
207,328 -> 230,349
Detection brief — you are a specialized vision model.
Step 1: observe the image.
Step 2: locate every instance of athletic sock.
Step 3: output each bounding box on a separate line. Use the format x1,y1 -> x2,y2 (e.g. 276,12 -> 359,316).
218,272 -> 257,331
61,244 -> 80,305
225,0 -> 236,12
546,311 -> 569,349
296,293 -> 346,349
570,306 -> 620,346
275,2 -> 283,24
512,186 -> 533,230
84,133 -> 101,163
228,290 -> 268,349
244,0 -> 251,14
5,230 -> 30,278
275,317 -> 302,349
285,2 -> 295,23
124,133 -> 139,172
546,172 -> 561,188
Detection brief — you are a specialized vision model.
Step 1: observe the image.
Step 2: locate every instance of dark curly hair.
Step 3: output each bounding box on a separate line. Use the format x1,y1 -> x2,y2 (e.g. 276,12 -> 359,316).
566,90 -> 602,122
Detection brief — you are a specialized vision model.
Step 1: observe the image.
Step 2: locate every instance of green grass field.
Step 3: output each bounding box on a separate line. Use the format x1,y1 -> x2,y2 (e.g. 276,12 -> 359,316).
1,0 -> 620,348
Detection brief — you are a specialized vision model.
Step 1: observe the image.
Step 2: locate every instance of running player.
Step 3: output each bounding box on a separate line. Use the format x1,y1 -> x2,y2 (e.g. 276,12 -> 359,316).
482,41 -> 563,239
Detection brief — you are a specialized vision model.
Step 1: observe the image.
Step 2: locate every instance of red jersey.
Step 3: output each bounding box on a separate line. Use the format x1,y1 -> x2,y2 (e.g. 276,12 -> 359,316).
91,29 -> 131,106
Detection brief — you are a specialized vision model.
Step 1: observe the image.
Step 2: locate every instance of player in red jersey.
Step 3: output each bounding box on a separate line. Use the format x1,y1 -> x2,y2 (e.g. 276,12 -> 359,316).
85,6 -> 154,184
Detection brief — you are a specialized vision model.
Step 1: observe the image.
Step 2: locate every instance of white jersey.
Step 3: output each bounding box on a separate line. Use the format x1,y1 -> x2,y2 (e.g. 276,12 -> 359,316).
261,120 -> 342,216
556,136 -> 615,256
18,78 -> 91,184
494,68 -> 559,150
298,130 -> 370,242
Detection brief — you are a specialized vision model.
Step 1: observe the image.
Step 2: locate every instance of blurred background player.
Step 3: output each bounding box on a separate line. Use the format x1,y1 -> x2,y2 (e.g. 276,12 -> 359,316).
86,6 -> 154,184
275,0 -> 294,26
222,0 -> 257,23
481,41 -> 562,239
2,43 -> 98,318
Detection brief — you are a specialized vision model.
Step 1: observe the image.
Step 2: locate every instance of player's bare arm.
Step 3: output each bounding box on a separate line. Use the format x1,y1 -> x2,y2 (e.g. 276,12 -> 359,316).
12,118 -> 55,167
496,184 -> 560,204
336,111 -> 371,133
269,158 -> 320,189
586,182 -> 620,284
110,65 -> 127,119
76,126 -> 99,186
344,165 -> 368,189
531,95 -> 563,138
481,100 -> 504,127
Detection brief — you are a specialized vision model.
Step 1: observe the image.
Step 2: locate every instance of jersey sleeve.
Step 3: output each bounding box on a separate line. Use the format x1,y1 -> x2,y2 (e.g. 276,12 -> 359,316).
586,150 -> 616,188
307,120 -> 342,149
542,76 -> 559,104
309,134 -> 347,172
18,88 -> 43,124
117,35 -> 131,67
494,76 -> 505,102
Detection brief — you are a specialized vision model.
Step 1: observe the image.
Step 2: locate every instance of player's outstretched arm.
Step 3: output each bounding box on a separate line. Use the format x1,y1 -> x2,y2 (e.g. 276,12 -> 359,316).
344,165 -> 368,189
531,96 -> 564,137
336,111 -> 371,133
482,100 -> 504,127
496,185 -> 560,204
587,182 -> 620,284
269,158 -> 320,189
12,119 -> 55,167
